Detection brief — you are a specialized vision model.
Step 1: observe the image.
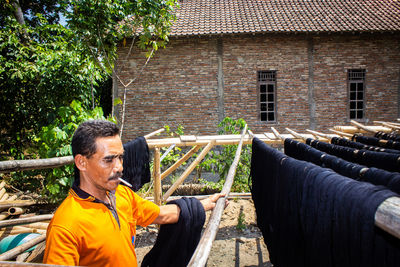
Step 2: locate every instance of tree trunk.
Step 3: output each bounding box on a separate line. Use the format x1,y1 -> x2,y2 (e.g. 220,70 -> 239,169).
11,0 -> 25,25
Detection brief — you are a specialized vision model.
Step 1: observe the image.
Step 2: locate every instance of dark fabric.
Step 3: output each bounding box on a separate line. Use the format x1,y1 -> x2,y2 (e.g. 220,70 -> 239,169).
375,131 -> 400,142
251,137 -> 400,267
331,137 -> 400,154
141,197 -> 205,267
285,138 -> 400,194
354,135 -> 400,151
122,136 -> 151,191
307,138 -> 400,172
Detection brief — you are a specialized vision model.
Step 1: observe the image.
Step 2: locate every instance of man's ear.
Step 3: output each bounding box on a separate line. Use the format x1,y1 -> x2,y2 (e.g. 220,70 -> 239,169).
75,154 -> 87,172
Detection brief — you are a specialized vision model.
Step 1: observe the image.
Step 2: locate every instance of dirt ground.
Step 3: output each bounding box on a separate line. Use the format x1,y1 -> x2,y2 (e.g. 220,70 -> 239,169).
135,198 -> 273,267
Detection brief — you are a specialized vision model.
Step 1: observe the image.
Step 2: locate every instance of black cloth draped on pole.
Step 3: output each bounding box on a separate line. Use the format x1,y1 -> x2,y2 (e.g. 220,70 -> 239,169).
331,137 -> 400,154
284,138 -> 400,194
306,138 -> 400,172
353,135 -> 400,151
141,197 -> 205,267
251,137 -> 400,267
375,131 -> 400,142
122,136 -> 151,191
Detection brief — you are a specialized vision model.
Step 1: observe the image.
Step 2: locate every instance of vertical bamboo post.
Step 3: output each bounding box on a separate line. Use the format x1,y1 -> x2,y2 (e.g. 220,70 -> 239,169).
153,148 -> 162,206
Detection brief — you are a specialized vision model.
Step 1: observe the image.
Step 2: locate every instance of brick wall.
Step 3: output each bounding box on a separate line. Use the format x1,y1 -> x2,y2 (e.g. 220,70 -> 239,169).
114,33 -> 400,141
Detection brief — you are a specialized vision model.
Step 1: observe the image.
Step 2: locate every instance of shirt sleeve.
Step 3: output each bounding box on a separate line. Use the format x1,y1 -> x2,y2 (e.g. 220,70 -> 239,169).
132,192 -> 160,227
43,224 -> 80,265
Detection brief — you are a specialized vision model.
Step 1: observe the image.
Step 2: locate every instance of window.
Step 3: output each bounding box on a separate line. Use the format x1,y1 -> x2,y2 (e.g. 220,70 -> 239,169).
348,69 -> 365,120
258,71 -> 276,122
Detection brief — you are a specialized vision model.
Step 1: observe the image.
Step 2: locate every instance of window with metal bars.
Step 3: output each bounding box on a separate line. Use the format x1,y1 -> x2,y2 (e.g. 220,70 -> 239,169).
348,69 -> 365,120
258,71 -> 276,122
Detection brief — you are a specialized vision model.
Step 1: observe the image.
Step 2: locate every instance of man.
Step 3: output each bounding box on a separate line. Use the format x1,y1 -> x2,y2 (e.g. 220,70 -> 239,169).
43,120 -> 224,266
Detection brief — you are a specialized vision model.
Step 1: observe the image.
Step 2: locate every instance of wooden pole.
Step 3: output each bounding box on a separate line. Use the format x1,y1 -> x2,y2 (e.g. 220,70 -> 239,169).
144,128 -> 165,139
0,215 -> 53,228
0,156 -> 73,173
285,128 -> 307,141
161,145 -> 200,180
0,201 -> 37,211
350,120 -> 378,134
271,127 -> 285,141
153,148 -> 162,206
0,234 -> 46,261
25,241 -> 46,263
328,128 -> 353,138
8,207 -> 25,216
306,129 -> 334,140
162,141 -> 215,202
375,197 -> 400,239
188,125 -> 247,267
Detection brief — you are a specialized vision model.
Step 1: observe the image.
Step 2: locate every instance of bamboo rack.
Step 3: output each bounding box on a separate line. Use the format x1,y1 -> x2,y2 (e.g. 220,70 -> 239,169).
188,125 -> 248,267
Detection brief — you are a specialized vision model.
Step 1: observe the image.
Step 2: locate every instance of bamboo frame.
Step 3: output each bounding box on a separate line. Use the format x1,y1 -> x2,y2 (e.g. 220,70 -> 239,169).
306,129 -> 335,140
153,148 -> 161,206
188,125 -> 248,267
374,121 -> 400,131
143,128 -> 165,139
285,128 -> 306,141
162,141 -> 215,202
161,145 -> 200,180
271,127 -> 285,141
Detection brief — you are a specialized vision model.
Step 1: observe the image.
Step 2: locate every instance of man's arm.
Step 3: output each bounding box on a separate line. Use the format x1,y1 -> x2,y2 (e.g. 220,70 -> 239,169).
152,193 -> 226,224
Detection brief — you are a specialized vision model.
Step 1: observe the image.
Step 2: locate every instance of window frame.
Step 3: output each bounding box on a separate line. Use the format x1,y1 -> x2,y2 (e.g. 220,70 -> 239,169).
257,70 -> 277,123
347,69 -> 366,120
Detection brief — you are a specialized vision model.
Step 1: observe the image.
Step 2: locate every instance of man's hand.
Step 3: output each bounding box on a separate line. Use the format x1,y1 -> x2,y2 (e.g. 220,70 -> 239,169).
200,193 -> 229,212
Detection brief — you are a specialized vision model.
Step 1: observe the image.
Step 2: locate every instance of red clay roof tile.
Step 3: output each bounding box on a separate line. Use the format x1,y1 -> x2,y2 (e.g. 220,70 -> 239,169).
169,0 -> 400,36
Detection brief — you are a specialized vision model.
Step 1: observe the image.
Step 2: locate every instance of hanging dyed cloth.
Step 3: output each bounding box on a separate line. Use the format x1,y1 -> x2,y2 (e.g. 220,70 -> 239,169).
122,136 -> 151,191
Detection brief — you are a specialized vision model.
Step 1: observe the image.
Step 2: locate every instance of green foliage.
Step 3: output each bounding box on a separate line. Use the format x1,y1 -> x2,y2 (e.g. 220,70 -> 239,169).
0,16 -> 105,159
236,208 -> 246,231
65,0 -> 179,71
34,100 -> 113,202
199,117 -> 252,192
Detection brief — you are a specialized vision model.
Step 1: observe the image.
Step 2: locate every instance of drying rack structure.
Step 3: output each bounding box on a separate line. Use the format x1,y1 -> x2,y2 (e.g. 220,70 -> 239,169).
1,119 -> 400,266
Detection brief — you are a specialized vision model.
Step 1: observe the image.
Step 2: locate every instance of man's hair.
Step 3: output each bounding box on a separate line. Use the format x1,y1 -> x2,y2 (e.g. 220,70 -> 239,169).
71,120 -> 120,183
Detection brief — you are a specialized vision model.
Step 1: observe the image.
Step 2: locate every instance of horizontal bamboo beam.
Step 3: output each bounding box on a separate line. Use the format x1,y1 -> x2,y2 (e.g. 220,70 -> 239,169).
0,262 -> 61,267
306,129 -> 336,140
0,156 -> 74,173
146,192 -> 252,201
188,125 -> 247,267
0,201 -> 37,211
162,141 -> 215,202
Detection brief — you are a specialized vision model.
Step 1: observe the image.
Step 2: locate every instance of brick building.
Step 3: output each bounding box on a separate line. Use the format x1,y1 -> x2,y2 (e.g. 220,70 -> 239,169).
114,0 -> 400,141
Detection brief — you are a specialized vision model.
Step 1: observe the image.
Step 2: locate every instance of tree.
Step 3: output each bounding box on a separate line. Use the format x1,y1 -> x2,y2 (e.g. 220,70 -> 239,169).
0,0 -> 178,159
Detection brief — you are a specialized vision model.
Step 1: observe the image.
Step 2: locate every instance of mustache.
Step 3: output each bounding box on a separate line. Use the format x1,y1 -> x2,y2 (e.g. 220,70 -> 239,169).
108,172 -> 123,181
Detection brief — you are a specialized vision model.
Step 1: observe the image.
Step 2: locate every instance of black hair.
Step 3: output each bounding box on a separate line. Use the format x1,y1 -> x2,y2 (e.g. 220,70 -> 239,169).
71,120 -> 120,183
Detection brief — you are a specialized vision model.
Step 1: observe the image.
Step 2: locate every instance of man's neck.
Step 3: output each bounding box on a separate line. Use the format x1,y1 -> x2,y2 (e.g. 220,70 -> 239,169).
79,179 -> 108,203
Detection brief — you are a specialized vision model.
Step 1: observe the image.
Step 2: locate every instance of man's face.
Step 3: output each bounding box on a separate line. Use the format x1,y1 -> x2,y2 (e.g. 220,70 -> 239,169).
83,135 -> 124,193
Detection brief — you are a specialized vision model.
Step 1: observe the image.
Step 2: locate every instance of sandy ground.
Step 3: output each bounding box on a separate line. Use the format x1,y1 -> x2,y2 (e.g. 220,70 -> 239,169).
135,199 -> 273,266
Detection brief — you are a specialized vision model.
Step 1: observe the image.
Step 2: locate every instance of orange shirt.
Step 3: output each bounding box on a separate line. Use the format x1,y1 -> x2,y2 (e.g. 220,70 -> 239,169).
44,184 -> 160,266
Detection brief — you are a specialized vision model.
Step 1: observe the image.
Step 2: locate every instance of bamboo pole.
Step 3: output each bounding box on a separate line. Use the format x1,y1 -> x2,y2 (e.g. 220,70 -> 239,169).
21,222 -> 49,230
162,141 -> 215,202
0,181 -> 5,191
0,226 -> 43,236
153,148 -> 162,206
0,193 -> 10,202
306,129 -> 335,140
285,128 -> 307,141
0,200 -> 37,211
146,193 -> 252,201
0,188 -> 6,200
8,207 -> 25,216
16,252 -> 30,263
350,120 -> 378,134
0,234 -> 46,261
6,195 -> 18,202
0,212 -> 9,221
188,125 -> 248,267
328,128 -> 353,138
375,197 -> 400,239
25,241 -> 46,263
374,121 -> 400,131
144,128 -> 165,139
0,214 -> 53,228
0,156 -> 74,173
271,127 -> 285,141
161,145 -> 200,180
